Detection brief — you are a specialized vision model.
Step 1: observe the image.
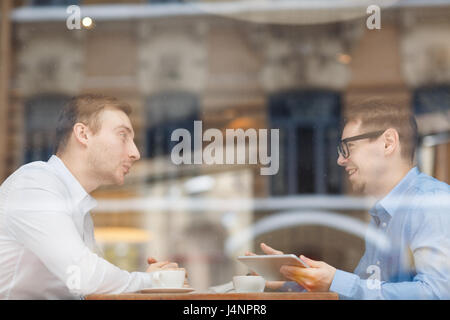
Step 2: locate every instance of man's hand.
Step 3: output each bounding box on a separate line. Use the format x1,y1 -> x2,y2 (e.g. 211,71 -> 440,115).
260,243 -> 284,255
280,255 -> 336,292
245,242 -> 284,257
146,257 -> 189,287
146,256 -> 179,273
245,243 -> 286,290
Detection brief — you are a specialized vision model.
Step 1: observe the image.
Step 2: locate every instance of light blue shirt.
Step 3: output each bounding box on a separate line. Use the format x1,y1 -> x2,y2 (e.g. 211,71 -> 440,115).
283,167 -> 450,299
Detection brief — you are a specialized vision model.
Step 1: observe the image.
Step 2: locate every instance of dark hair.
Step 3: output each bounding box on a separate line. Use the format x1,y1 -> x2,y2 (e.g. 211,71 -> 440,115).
55,94 -> 132,154
343,98 -> 418,162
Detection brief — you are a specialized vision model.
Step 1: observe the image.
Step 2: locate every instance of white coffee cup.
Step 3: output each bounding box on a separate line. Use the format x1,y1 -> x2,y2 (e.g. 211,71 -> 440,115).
233,276 -> 265,293
152,270 -> 185,288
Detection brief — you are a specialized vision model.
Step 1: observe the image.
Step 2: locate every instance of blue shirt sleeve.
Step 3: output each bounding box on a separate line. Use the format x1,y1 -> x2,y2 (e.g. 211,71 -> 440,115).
330,268 -> 448,300
329,270 -> 360,298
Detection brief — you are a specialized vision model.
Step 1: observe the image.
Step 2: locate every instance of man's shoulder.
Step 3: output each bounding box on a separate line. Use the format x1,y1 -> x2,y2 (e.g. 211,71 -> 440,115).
1,161 -> 73,215
410,171 -> 449,196
404,171 -> 450,223
5,160 -> 66,193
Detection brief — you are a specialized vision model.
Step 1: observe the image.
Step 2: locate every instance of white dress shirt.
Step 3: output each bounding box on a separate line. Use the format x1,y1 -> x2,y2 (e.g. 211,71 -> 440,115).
0,155 -> 154,299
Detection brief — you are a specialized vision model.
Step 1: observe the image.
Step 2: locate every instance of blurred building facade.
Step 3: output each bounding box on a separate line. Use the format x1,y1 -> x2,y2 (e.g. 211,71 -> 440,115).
1,0 -> 449,290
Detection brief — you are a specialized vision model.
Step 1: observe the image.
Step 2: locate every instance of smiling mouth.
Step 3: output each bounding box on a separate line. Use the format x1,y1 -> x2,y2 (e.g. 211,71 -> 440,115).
347,168 -> 357,177
123,166 -> 130,174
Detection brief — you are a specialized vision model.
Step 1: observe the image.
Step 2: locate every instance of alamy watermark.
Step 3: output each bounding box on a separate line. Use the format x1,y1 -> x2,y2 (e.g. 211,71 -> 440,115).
367,5 -> 381,30
66,4 -> 380,30
66,5 -> 93,30
366,265 -> 381,290
170,121 -> 279,176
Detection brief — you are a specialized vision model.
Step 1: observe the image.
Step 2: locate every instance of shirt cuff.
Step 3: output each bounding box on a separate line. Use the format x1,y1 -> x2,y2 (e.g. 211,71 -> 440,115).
329,269 -> 359,298
135,271 -> 154,289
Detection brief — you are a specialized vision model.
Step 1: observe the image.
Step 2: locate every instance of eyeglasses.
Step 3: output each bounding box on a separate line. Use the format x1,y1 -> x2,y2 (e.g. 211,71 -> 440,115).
337,130 -> 386,159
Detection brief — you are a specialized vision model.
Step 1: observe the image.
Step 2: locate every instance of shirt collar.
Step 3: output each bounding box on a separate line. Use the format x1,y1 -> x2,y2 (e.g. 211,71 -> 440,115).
370,167 -> 420,218
47,155 -> 97,213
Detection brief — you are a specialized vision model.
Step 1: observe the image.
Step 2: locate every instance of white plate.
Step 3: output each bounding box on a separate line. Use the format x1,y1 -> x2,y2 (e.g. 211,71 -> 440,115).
139,287 -> 195,294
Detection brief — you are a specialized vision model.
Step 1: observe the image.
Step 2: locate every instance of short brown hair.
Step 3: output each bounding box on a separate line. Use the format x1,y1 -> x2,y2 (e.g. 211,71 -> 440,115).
55,94 -> 132,153
343,98 -> 418,162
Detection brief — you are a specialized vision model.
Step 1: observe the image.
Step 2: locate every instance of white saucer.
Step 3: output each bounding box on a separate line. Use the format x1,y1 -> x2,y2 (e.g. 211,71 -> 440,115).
140,287 -> 195,294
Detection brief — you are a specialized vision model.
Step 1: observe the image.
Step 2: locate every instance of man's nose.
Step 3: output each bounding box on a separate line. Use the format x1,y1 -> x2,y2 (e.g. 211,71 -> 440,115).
337,152 -> 347,167
130,141 -> 141,161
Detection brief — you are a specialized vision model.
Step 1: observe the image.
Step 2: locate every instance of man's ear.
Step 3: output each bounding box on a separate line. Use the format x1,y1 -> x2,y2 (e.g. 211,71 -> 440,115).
383,128 -> 399,157
72,123 -> 90,147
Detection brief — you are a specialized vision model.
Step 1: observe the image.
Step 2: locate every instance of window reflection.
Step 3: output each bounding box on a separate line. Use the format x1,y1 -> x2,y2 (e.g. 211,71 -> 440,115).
269,91 -> 342,195
2,0 -> 449,294
24,94 -> 69,162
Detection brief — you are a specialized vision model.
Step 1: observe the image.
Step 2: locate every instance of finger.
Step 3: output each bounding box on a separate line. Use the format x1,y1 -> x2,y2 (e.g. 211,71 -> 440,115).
261,243 -> 283,255
151,261 -> 170,268
151,261 -> 176,269
161,262 -> 179,269
280,265 -> 310,280
279,267 -> 309,290
280,266 -> 311,290
300,255 -> 321,268
265,281 -> 285,290
248,270 -> 259,276
147,257 -> 158,264
160,267 -> 184,273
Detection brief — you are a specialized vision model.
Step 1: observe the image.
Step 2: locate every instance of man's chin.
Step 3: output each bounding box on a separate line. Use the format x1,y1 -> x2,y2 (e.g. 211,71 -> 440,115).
115,176 -> 125,186
350,181 -> 366,194
104,175 -> 125,187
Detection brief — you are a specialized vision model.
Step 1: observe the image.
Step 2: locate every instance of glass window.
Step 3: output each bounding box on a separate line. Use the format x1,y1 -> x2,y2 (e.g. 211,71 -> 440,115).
31,0 -> 79,6
269,90 -> 342,195
145,92 -> 199,158
24,94 -> 69,163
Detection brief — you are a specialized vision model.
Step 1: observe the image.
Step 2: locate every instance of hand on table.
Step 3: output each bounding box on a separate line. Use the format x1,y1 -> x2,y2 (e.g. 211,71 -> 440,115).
280,255 -> 336,292
146,257 -> 190,287
245,243 -> 286,290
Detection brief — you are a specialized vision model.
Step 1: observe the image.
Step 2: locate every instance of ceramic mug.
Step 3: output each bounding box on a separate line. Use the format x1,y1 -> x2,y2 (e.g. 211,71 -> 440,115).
152,270 -> 185,288
233,276 -> 265,293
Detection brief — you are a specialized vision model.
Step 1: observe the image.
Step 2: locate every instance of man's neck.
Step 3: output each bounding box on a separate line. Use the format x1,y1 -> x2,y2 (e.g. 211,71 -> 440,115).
56,152 -> 99,194
368,163 -> 414,200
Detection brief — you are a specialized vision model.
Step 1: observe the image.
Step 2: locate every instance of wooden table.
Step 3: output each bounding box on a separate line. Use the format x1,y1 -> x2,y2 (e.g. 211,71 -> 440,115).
86,292 -> 338,300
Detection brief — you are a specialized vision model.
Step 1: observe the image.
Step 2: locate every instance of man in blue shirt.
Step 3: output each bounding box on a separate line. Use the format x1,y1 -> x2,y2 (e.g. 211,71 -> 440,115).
255,98 -> 450,299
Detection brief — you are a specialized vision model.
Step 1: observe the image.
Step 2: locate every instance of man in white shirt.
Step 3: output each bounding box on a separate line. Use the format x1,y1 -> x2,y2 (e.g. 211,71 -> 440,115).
0,94 -> 185,299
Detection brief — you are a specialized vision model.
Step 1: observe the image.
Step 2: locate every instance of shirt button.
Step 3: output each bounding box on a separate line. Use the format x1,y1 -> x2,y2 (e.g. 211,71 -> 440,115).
382,222 -> 387,228
377,261 -> 380,265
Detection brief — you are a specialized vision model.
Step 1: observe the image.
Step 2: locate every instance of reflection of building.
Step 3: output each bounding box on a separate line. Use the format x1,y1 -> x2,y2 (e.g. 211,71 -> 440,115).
2,0 -> 450,290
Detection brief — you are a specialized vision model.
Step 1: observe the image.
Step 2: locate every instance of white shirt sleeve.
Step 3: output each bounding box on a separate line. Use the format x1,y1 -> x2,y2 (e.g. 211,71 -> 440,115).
5,180 -> 153,296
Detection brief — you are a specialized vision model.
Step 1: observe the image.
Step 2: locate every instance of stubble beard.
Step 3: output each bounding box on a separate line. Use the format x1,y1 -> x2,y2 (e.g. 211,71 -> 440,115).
87,150 -> 117,187
350,179 -> 366,195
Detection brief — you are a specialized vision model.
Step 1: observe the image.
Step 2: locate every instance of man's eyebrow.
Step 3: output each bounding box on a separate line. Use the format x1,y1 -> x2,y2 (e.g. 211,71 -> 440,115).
115,125 -> 133,134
